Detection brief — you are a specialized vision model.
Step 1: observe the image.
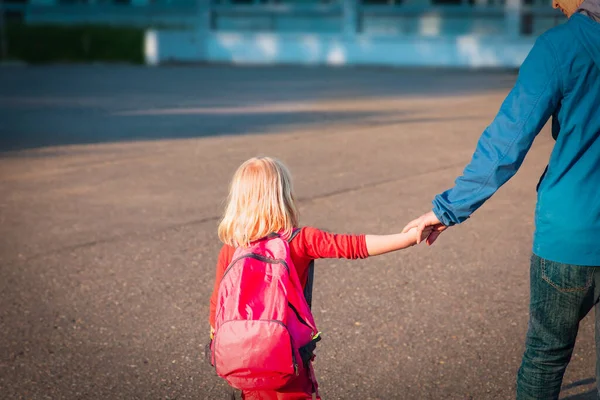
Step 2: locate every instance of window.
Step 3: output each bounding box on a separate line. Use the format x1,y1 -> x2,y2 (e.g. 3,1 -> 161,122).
362,0 -> 403,4
430,0 -> 504,5
213,0 -> 335,4
431,0 -> 463,5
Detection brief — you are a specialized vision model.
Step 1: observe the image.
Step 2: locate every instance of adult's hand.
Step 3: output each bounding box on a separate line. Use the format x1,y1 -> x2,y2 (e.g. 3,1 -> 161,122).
402,211 -> 448,246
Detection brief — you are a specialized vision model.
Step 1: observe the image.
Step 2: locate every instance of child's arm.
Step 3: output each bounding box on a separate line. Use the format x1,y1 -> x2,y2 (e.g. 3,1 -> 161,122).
365,226 -> 432,256
299,226 -> 431,261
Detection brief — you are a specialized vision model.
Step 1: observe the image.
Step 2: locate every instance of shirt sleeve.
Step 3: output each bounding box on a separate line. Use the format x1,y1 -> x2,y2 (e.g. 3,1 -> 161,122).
432,34 -> 562,226
299,226 -> 369,260
209,244 -> 234,328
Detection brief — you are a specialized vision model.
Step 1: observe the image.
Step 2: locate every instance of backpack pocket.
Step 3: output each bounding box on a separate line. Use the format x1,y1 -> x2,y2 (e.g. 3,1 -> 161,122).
213,319 -> 299,391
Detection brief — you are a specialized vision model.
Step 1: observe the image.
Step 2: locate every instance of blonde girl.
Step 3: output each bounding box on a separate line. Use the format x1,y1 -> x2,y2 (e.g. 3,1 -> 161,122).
210,156 -> 428,400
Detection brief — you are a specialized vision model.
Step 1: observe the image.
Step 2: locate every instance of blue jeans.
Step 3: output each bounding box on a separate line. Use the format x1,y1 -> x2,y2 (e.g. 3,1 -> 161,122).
517,254 -> 600,399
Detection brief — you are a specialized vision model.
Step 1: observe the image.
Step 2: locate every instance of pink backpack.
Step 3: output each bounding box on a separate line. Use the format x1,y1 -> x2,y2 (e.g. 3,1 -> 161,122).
211,231 -> 320,391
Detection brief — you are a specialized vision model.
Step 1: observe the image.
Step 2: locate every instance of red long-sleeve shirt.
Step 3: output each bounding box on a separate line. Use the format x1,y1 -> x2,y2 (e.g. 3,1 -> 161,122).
209,226 -> 369,327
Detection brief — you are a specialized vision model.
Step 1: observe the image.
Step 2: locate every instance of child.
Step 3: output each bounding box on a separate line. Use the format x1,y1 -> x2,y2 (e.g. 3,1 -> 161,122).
209,156 -> 430,400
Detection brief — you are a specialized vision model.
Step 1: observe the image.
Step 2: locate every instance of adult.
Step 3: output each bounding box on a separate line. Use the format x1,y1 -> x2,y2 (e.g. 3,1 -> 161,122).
403,1 -> 600,399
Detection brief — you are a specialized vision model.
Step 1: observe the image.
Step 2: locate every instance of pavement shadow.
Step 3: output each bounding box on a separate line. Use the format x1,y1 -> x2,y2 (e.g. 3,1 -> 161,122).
562,390 -> 598,400
0,65 -> 514,152
0,109 -> 389,152
0,107 -> 481,153
562,378 -> 597,400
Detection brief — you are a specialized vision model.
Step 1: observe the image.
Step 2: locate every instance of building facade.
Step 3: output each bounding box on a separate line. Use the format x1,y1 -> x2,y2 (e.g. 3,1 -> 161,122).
6,0 -> 565,66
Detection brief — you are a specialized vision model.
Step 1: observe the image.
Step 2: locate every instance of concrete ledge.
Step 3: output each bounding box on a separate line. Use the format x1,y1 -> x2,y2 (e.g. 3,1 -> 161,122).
150,30 -> 535,68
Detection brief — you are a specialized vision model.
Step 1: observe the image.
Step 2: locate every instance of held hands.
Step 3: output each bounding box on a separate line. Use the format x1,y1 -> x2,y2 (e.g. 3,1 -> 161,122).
404,225 -> 434,247
403,211 -> 448,246
366,224 -> 435,255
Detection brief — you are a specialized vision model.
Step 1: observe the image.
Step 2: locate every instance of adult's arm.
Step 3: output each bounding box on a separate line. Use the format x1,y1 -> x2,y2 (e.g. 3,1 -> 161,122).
432,34 -> 563,227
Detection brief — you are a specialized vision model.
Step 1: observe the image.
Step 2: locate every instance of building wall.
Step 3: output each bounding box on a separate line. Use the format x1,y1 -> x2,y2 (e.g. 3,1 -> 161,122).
10,0 -> 566,67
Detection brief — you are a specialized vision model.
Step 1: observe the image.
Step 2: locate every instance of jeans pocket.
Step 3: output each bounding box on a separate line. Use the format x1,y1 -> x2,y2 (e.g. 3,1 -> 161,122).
540,258 -> 595,293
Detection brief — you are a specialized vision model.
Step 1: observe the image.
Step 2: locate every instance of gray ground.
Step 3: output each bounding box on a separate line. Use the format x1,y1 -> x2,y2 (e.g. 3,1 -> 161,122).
0,65 -> 596,399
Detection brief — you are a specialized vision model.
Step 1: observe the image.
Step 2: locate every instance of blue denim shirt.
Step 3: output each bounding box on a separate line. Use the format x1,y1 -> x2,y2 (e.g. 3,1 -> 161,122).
432,14 -> 600,266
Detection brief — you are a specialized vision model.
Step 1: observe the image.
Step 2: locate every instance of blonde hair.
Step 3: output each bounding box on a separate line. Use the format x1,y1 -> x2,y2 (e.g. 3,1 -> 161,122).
218,157 -> 299,248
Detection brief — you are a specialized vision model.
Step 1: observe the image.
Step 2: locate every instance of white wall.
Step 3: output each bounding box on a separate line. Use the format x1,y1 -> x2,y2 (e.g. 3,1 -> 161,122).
20,0 -> 562,68
208,32 -> 534,67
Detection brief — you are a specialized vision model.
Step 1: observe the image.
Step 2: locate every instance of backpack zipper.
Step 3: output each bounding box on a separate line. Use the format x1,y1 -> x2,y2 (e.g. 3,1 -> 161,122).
288,302 -> 313,335
222,253 -> 290,281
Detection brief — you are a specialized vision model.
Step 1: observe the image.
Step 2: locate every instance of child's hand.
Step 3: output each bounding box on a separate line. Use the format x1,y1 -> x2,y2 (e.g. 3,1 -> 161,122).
406,226 -> 433,246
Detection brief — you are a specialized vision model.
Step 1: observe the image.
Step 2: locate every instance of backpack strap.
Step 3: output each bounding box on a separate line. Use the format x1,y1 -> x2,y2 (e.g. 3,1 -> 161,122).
303,261 -> 315,310
287,228 -> 301,242
288,228 -> 314,310
289,228 -> 320,392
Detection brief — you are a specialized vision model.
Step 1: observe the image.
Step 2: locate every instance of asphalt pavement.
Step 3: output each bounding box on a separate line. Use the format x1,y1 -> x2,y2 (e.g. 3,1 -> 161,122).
0,65 -> 596,399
